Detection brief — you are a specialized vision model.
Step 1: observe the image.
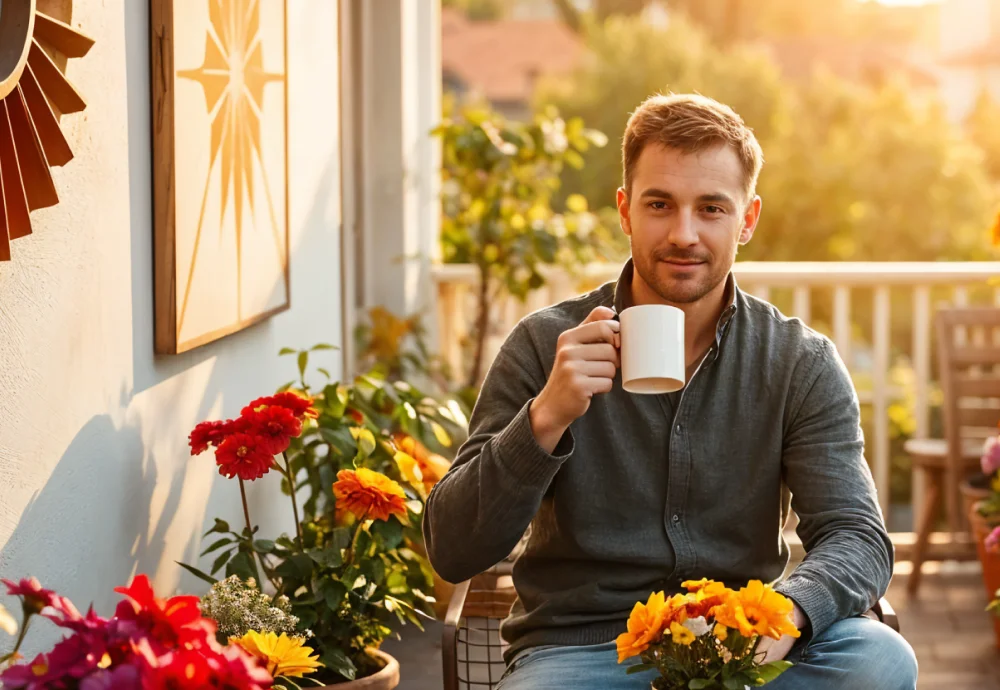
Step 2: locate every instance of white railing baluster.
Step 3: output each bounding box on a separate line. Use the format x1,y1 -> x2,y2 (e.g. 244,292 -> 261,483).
793,286 -> 811,322
834,285 -> 852,366
912,286 -> 932,532
873,286 -> 892,521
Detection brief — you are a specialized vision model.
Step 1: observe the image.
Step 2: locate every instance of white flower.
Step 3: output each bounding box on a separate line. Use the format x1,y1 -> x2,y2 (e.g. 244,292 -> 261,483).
683,616 -> 711,637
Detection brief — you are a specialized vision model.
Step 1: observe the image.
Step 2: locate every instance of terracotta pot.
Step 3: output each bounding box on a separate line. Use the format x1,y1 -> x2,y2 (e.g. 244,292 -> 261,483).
961,475 -> 992,531
316,650 -> 399,690
969,501 -> 1000,649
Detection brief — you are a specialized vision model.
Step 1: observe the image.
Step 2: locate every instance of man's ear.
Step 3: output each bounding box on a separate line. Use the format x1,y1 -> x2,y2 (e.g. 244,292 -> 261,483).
617,187 -> 632,237
739,195 -> 762,246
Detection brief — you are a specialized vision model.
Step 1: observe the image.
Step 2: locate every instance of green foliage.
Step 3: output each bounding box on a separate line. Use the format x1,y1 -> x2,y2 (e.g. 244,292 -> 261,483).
540,14 -> 998,265
182,346 -> 468,684
435,96 -> 621,386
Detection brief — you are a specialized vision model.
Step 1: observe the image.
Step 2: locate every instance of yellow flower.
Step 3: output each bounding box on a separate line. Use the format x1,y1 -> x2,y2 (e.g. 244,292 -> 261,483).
670,620 -> 695,646
616,591 -> 669,663
231,631 -> 323,678
394,450 -> 426,497
713,581 -> 800,641
681,578 -> 712,592
714,623 -> 728,641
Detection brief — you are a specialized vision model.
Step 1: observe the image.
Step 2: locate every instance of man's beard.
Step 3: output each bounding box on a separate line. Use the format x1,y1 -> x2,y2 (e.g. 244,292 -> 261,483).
632,247 -> 732,305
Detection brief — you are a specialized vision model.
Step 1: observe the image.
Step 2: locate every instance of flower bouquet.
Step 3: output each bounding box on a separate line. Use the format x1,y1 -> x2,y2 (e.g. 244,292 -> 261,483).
617,579 -> 800,690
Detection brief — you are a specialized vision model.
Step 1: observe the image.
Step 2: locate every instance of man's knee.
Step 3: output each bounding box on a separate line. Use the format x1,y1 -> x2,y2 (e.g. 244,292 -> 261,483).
816,616 -> 917,690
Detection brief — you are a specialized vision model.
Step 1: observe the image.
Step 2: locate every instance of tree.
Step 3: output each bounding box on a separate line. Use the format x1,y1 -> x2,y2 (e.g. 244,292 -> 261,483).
965,88 -> 1000,183
434,97 -> 617,388
539,13 -> 996,263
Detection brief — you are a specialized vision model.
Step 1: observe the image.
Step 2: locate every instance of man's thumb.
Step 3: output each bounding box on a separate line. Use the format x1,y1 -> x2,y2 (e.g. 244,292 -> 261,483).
581,306 -> 616,325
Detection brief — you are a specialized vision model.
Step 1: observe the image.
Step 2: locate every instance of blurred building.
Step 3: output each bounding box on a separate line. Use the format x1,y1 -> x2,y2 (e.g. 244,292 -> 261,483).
938,0 -> 1000,121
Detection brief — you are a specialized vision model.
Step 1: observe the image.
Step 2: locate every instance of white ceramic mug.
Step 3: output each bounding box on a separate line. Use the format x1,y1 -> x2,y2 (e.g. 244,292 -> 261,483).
618,304 -> 685,394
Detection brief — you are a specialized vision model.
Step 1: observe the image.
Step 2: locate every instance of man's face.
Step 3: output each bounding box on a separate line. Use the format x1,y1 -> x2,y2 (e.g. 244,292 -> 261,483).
617,143 -> 761,305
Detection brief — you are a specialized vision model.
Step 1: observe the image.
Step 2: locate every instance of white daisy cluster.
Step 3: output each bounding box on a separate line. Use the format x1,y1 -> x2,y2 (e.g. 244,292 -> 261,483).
199,576 -> 309,639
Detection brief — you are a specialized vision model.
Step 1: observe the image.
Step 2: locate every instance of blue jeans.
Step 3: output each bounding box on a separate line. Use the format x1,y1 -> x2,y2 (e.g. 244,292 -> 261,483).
495,616 -> 917,689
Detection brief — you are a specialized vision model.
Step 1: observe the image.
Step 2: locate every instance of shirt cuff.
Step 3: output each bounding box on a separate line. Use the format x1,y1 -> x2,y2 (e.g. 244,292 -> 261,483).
493,399 -> 575,487
775,575 -> 838,640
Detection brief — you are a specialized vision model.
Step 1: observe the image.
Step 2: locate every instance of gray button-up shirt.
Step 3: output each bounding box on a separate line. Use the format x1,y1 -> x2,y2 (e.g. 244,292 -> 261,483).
424,259 -> 893,663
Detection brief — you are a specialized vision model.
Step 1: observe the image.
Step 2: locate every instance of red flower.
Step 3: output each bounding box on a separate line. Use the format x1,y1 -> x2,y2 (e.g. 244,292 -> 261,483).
214,433 -> 275,481
188,421 -> 233,455
346,408 -> 364,424
113,575 -> 210,651
243,392 -> 317,420
136,641 -> 271,690
3,577 -> 80,621
242,405 -> 302,455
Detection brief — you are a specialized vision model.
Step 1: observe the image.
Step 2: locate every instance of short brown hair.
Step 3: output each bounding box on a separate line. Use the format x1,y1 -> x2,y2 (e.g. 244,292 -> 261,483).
622,93 -> 764,200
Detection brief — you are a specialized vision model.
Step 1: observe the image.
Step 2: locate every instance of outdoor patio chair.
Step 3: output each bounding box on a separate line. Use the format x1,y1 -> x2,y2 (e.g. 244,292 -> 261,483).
441,571 -> 899,690
906,307 -> 1000,596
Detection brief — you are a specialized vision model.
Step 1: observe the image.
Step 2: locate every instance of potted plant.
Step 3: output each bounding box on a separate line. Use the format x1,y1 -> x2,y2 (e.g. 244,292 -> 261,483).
178,346 -> 466,687
968,427 -> 1000,648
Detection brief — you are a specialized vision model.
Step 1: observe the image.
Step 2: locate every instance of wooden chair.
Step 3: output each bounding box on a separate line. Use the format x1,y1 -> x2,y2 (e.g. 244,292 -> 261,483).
905,307 -> 1000,596
441,571 -> 899,690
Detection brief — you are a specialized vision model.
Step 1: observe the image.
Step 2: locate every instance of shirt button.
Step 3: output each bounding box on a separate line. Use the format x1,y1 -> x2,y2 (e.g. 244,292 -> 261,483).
676,424 -> 682,432
672,514 -> 681,523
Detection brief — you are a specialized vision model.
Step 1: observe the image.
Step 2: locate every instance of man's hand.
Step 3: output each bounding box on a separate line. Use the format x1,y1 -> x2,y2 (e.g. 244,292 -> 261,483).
529,306 -> 620,453
755,604 -> 808,663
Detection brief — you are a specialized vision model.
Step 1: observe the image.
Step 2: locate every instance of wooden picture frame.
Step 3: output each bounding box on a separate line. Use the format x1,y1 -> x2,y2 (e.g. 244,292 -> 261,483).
151,0 -> 290,354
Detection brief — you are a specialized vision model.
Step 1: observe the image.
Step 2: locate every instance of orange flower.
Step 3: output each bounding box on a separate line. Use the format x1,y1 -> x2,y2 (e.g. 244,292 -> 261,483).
333,468 -> 408,522
712,581 -> 800,641
615,591 -> 669,663
392,432 -> 451,491
688,581 -> 730,619
991,210 -> 1000,248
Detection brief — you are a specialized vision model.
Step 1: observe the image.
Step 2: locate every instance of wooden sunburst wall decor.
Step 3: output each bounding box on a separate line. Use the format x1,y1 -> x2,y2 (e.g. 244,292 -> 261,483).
0,0 -> 94,261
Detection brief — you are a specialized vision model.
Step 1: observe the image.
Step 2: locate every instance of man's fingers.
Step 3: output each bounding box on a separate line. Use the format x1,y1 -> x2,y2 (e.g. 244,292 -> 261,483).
581,306 -> 616,325
574,360 -> 618,380
567,343 -> 620,367
572,320 -> 620,346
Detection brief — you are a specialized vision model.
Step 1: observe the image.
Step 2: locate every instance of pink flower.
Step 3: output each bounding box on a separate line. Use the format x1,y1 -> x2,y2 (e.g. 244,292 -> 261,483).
986,526 -> 1000,554
983,436 -> 1000,476
3,577 -> 80,621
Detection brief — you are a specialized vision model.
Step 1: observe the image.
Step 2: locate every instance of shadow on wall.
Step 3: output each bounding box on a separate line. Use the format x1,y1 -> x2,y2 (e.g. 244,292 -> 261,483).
0,1 -> 344,654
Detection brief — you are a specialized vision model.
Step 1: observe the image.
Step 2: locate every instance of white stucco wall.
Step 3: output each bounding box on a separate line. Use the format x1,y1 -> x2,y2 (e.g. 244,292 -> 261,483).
0,0 -> 344,653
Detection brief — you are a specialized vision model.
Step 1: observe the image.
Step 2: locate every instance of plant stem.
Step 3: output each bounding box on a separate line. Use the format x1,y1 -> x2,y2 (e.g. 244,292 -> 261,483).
0,613 -> 31,665
239,479 -> 269,582
281,452 -> 304,546
468,264 -> 491,389
345,517 -> 367,568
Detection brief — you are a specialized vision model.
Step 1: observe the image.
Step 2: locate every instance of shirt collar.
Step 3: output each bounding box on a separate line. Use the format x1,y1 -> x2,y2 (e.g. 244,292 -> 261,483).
612,258 -> 739,350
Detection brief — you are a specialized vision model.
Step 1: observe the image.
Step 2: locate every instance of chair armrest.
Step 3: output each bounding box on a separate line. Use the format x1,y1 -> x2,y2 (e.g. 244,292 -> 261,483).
873,597 -> 900,633
441,580 -> 472,690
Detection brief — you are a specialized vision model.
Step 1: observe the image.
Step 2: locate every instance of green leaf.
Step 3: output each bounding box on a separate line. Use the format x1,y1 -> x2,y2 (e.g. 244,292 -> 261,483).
723,673 -> 752,690
211,549 -> 234,575
226,551 -> 256,582
293,605 -> 318,630
176,561 -> 218,586
200,537 -> 233,556
297,351 -> 309,379
311,343 -> 339,351
275,553 -> 314,580
317,368 -> 332,379
279,347 -> 297,356
754,660 -> 793,684
252,539 -> 276,554
277,381 -> 295,393
306,545 -> 344,568
625,663 -> 654,675
330,527 -> 351,552
320,648 -> 357,681
370,519 -> 404,551
204,518 -> 230,536
323,581 -> 348,610
689,680 -> 713,689
361,558 -> 386,585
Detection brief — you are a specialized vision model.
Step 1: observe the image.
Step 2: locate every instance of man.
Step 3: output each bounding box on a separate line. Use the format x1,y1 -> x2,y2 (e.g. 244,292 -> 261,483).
423,94 -> 917,689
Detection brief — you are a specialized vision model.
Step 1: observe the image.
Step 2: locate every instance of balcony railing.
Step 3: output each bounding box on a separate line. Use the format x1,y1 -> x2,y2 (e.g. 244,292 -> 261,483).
432,261 -> 1000,532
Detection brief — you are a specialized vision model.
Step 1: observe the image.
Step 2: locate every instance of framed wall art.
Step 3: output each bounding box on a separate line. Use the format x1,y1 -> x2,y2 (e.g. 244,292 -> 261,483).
152,0 -> 289,354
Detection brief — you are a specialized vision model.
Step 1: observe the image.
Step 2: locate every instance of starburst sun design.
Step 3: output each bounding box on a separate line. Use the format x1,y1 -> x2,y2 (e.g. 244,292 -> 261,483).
177,0 -> 285,330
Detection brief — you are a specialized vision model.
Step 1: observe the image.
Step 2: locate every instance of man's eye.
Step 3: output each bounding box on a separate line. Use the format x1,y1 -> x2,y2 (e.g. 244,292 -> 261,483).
704,205 -> 725,214
649,202 -> 667,210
